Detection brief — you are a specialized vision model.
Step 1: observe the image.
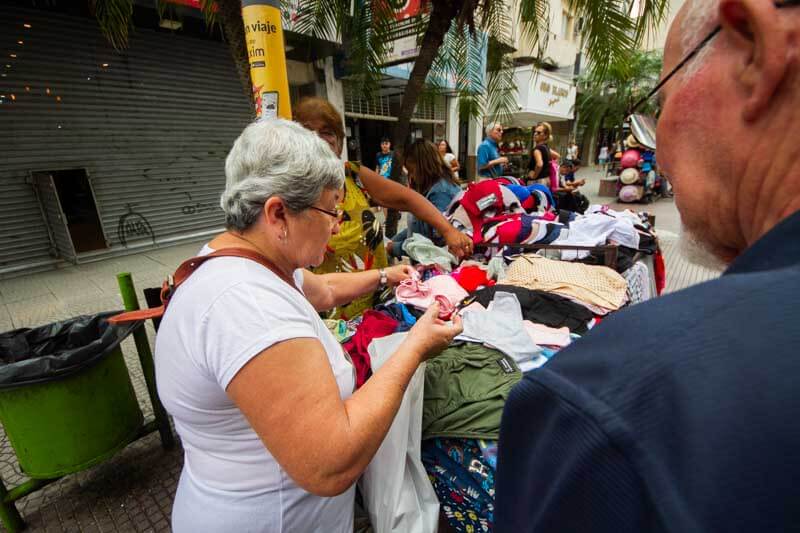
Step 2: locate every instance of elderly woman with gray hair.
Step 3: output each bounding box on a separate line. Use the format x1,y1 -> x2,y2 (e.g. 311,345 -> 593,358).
155,119 -> 462,533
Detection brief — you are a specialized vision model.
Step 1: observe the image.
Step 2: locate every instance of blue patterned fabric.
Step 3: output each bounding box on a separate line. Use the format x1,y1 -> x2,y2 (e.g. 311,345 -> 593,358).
422,438 -> 497,532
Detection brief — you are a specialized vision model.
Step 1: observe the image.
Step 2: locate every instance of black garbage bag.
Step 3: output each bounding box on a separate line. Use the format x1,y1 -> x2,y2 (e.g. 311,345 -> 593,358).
0,311 -> 137,387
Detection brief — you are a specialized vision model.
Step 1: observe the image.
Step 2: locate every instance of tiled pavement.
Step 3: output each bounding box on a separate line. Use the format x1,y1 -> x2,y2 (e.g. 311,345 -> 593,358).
0,168 -> 722,532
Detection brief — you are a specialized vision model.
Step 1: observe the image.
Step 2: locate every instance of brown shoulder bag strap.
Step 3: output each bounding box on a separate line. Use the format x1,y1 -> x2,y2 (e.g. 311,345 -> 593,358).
107,247 -> 299,325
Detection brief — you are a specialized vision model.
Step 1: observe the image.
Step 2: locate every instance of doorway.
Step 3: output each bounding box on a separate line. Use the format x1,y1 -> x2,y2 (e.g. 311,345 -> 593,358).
32,169 -> 108,259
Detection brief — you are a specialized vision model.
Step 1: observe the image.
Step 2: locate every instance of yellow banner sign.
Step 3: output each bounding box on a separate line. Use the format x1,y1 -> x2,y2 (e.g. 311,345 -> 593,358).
242,0 -> 291,119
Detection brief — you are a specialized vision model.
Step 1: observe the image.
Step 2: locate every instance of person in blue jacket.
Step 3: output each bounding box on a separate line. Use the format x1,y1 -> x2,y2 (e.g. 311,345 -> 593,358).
388,139 -> 462,258
495,1 -> 800,532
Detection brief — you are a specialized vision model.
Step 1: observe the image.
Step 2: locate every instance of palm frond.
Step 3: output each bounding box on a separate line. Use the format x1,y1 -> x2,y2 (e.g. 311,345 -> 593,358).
90,0 -> 134,50
516,0 -> 550,60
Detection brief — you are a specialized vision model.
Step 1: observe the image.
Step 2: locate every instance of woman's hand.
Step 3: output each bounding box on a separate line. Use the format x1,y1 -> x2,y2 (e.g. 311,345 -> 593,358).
384,264 -> 415,286
402,302 -> 463,361
444,228 -> 473,259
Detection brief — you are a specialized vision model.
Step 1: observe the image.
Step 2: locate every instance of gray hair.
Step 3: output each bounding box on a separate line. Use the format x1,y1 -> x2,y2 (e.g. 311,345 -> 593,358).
221,119 -> 345,231
485,122 -> 502,137
680,0 -> 718,79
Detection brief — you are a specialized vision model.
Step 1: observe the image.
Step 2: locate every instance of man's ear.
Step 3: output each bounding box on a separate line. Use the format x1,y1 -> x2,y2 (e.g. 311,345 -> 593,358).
719,0 -> 790,121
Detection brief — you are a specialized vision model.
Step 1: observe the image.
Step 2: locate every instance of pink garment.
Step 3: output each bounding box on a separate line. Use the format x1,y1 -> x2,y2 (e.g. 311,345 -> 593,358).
523,321 -> 572,348
395,274 -> 469,319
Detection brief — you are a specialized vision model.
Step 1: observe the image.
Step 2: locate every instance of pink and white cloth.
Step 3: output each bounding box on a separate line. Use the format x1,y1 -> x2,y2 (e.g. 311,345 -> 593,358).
395,274 -> 469,320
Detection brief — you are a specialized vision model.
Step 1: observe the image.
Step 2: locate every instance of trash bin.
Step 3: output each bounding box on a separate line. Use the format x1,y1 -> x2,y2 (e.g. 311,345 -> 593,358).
0,312 -> 143,479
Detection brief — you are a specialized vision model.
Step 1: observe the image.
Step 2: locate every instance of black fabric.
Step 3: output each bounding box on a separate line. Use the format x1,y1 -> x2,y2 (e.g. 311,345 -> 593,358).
0,312 -> 136,386
527,144 -> 550,182
495,210 -> 800,533
578,245 -> 637,273
470,285 -> 593,334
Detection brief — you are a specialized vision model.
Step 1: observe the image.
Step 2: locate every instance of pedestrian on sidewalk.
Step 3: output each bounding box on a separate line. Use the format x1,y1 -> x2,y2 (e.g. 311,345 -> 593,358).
374,137 -> 404,238
477,123 -> 508,179
496,1 -> 800,532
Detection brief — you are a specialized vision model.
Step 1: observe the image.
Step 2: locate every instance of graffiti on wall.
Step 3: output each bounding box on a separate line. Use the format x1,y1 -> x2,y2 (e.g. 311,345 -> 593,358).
180,191 -> 219,216
117,204 -> 157,247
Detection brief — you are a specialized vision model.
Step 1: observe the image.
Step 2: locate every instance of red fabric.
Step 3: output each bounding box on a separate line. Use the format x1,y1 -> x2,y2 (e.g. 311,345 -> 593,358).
539,211 -> 557,222
343,310 -> 398,388
460,181 -> 505,244
654,249 -> 666,295
452,266 -> 496,292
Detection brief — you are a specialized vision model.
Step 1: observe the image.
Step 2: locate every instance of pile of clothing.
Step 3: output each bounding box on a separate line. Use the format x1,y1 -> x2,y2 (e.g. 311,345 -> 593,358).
335,246 -> 661,532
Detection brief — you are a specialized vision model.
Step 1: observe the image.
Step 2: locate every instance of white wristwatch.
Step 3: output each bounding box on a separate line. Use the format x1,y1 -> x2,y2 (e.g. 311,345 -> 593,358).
378,268 -> 388,288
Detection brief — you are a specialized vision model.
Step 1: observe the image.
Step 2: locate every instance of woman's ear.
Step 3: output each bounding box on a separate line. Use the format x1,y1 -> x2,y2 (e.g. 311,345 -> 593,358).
263,197 -> 289,240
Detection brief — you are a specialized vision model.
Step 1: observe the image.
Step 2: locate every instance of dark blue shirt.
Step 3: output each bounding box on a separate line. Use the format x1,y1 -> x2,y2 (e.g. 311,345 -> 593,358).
495,210 -> 800,533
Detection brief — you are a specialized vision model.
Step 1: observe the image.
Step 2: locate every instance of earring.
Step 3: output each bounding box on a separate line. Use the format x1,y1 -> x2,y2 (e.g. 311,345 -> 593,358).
282,228 -> 288,241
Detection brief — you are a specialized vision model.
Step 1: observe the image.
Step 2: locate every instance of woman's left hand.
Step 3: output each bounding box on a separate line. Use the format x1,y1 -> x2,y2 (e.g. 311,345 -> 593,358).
444,229 -> 473,259
385,264 -> 416,286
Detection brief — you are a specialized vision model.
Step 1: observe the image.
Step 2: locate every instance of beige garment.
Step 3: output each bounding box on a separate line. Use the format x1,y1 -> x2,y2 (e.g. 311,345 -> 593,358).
505,254 -> 628,311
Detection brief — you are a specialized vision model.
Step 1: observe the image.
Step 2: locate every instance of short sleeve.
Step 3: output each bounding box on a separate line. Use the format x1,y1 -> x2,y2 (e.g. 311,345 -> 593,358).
200,281 -> 318,390
477,143 -> 490,169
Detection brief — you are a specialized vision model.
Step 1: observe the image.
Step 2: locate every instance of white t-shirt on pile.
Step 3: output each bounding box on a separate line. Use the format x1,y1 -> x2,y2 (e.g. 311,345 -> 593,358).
155,245 -> 356,533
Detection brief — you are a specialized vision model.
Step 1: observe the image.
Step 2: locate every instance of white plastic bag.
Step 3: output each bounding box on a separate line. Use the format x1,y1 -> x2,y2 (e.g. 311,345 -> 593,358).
361,333 -> 439,533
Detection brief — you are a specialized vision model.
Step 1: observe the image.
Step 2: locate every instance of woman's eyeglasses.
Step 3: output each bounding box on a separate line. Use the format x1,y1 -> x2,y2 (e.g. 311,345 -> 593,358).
308,205 -> 343,220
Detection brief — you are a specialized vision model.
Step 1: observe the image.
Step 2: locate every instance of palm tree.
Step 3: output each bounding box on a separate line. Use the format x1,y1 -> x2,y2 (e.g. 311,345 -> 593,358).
296,0 -> 671,152
89,0 -> 251,98
90,0 -> 671,154
576,49 -> 663,148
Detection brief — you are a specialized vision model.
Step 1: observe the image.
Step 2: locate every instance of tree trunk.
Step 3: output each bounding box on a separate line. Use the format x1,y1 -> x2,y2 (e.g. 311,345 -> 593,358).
392,0 -> 463,154
216,0 -> 255,112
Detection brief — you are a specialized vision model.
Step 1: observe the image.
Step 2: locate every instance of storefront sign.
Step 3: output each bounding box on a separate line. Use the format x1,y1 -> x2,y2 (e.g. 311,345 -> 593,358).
513,66 -> 576,121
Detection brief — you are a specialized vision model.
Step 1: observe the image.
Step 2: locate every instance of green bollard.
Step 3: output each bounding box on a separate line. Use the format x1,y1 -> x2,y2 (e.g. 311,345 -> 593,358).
0,476 -> 25,532
116,273 -> 175,451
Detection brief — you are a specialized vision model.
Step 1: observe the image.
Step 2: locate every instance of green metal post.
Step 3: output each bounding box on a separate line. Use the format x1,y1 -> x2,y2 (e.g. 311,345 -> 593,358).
116,273 -> 175,450
0,476 -> 25,532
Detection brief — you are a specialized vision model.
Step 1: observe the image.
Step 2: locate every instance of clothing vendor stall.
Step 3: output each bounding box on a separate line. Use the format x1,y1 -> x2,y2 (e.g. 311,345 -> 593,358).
331,182 -> 665,532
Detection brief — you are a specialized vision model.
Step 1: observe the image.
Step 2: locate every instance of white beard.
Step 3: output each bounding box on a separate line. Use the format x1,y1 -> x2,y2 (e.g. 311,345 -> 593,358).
677,223 -> 727,272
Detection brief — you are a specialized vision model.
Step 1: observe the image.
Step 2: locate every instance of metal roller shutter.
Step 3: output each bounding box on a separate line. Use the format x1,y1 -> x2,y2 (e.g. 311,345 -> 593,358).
0,6 -> 252,275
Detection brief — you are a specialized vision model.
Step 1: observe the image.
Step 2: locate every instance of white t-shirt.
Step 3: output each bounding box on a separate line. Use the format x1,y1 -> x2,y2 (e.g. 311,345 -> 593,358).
567,145 -> 578,160
443,152 -> 459,179
599,147 -> 609,160
155,245 -> 356,533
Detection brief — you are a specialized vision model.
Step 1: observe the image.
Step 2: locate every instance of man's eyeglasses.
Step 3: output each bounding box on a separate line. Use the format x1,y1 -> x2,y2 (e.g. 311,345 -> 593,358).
308,205 -> 343,220
630,0 -> 800,115
626,0 -> 800,151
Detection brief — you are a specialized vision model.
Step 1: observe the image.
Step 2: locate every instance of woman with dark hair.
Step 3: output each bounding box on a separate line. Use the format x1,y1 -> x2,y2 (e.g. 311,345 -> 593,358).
438,139 -> 460,180
389,139 -> 462,258
294,98 -> 472,318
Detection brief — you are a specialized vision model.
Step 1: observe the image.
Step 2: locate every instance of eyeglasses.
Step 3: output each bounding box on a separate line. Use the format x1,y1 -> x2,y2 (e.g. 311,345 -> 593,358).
630,0 -> 800,115
626,0 -> 800,151
308,205 -> 343,220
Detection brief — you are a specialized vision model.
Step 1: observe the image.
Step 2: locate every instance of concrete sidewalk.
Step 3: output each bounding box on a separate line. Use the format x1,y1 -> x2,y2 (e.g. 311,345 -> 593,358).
0,172 -> 721,531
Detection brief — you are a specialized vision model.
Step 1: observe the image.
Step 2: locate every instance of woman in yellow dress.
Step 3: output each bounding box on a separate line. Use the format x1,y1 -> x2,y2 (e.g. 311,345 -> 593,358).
294,98 -> 472,319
